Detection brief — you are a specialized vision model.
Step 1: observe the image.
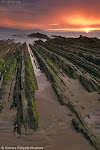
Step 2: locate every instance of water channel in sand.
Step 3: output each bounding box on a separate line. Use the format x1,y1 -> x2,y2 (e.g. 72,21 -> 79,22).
25,45 -> 95,150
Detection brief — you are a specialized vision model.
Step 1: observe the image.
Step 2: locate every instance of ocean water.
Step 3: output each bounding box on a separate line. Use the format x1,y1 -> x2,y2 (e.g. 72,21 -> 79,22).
46,31 -> 100,39
0,32 -> 47,43
0,31 -> 100,43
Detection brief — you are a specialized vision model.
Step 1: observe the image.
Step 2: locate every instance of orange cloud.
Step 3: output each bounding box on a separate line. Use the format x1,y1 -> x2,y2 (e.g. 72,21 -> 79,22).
66,16 -> 100,26
0,0 -> 100,32
0,18 -> 44,29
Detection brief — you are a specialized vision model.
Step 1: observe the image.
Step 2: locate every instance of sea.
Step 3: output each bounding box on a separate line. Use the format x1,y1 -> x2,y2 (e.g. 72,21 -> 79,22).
0,31 -> 100,43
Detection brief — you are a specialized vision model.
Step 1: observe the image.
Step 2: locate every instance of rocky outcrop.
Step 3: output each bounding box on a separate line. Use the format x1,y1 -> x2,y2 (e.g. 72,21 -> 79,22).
28,32 -> 49,39
30,43 -> 100,150
33,44 -> 100,93
12,43 -> 38,134
24,43 -> 38,130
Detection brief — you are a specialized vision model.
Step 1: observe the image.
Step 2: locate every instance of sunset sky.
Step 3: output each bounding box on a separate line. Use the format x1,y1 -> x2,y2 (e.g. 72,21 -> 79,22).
0,0 -> 100,32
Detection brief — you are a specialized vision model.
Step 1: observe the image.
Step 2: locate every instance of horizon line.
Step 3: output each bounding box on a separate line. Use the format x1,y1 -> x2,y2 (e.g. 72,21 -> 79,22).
0,26 -> 100,33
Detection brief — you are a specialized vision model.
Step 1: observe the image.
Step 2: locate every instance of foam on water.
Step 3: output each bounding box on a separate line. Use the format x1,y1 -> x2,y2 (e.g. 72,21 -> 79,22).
0,31 -> 100,44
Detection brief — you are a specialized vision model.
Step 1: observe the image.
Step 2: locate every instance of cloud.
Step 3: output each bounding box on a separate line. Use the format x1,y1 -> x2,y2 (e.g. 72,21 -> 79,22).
0,0 -> 100,30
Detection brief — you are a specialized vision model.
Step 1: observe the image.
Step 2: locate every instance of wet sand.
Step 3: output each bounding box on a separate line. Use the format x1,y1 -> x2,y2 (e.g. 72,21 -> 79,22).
62,75 -> 100,140
0,46 -> 95,150
23,46 -> 95,150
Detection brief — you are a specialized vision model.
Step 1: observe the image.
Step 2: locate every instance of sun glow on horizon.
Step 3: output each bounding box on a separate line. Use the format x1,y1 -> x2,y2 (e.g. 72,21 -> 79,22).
48,27 -> 100,32
83,28 -> 92,33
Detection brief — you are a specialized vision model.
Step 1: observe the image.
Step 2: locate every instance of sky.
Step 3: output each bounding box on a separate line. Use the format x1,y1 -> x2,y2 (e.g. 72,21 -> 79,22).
0,0 -> 100,32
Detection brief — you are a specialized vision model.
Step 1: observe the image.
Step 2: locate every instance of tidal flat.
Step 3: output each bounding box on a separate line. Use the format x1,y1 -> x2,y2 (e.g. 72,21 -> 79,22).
0,35 -> 100,150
